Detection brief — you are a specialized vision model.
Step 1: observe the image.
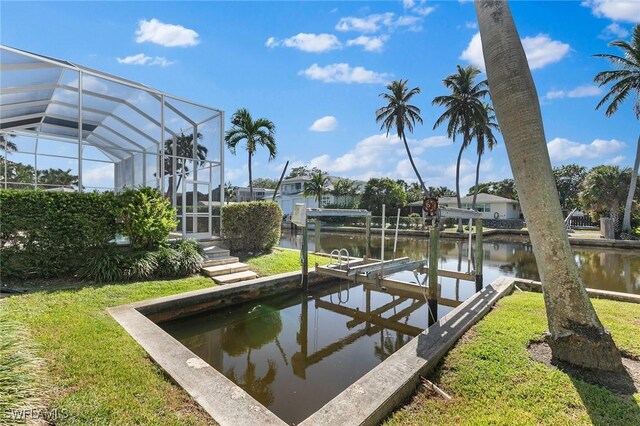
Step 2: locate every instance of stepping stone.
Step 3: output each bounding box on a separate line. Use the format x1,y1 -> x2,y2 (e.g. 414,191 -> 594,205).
212,270 -> 259,284
202,256 -> 240,267
201,262 -> 249,277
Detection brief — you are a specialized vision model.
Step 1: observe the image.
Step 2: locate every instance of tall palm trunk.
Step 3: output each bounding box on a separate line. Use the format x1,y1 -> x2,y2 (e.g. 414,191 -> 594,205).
472,151 -> 483,210
454,140 -> 466,232
248,153 -> 254,201
622,135 -> 639,233
474,0 -> 623,371
401,133 -> 428,195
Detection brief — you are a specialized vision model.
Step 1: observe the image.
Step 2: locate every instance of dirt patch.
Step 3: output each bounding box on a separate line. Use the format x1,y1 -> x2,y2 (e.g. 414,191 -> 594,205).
528,341 -> 640,395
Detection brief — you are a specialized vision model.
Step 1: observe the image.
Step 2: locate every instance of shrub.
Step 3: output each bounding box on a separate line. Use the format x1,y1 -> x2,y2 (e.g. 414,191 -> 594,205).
116,187 -> 177,249
0,189 -> 118,279
222,201 -> 282,251
78,240 -> 203,283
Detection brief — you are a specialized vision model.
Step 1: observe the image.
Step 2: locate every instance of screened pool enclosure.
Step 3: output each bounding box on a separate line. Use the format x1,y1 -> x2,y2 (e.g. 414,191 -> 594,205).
0,45 -> 224,239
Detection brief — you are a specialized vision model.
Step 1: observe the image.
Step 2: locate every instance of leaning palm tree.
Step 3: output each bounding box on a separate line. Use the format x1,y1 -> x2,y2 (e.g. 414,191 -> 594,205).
376,79 -> 427,194
594,24 -> 640,234
470,103 -> 500,209
433,65 -> 488,230
475,0 -> 624,372
225,108 -> 276,201
303,171 -> 329,207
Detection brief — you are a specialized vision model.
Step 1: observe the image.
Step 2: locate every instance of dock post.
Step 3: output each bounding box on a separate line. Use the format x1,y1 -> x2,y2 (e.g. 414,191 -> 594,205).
427,226 -> 439,326
314,219 -> 321,253
302,224 -> 309,290
475,218 -> 483,292
365,216 -> 371,260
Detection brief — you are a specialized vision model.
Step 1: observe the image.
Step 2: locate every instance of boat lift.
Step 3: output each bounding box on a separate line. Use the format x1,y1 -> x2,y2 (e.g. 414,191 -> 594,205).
295,202 -> 485,326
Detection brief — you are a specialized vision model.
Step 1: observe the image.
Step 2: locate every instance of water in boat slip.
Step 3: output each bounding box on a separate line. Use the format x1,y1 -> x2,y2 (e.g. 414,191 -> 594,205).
161,281 -> 439,424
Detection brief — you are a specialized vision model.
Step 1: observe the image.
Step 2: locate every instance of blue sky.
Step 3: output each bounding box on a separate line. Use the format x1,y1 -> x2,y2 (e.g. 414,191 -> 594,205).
1,0 -> 638,191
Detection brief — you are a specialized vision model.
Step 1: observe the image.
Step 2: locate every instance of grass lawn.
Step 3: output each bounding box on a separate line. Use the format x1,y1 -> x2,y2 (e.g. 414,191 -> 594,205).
0,248 -> 316,425
244,247 -> 332,276
385,292 -> 640,426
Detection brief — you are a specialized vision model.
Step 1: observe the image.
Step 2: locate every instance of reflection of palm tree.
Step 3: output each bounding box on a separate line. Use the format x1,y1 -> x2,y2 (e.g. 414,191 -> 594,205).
163,132 -> 208,198
220,304 -> 282,406
226,356 -> 277,407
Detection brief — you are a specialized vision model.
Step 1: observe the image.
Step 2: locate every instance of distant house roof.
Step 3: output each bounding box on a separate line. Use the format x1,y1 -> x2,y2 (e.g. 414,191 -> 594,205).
407,193 -> 518,207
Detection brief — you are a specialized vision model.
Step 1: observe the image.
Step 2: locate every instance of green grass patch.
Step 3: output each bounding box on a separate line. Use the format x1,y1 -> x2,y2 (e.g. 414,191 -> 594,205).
244,247 -> 332,276
0,277 -> 217,425
385,292 -> 640,426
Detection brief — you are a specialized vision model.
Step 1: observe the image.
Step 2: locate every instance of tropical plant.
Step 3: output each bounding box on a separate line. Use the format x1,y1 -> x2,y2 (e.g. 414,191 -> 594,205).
303,171 -> 329,207
470,103 -> 499,209
0,133 -> 17,152
358,178 -> 407,216
38,168 -> 78,189
553,164 -> 587,213
433,65 -> 489,230
594,24 -> 640,234
251,178 -> 278,189
225,108 -> 276,201
162,132 -> 208,199
224,182 -> 237,205
428,186 -> 456,198
376,79 -> 427,193
579,165 -> 631,231
331,178 -> 359,205
476,0 -> 624,372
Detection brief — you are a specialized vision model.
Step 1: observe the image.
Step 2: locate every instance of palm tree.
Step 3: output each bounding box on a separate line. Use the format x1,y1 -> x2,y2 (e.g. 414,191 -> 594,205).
0,133 -> 17,153
162,132 -> 208,199
433,65 -> 488,230
224,182 -> 237,205
303,171 -> 329,207
225,108 -> 276,201
376,79 -> 427,194
38,168 -> 78,189
594,24 -> 640,234
471,103 -> 500,209
475,0 -> 624,372
579,165 -> 631,233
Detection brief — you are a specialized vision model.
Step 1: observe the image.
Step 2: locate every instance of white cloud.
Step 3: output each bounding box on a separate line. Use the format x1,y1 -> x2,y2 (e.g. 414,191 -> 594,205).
599,23 -> 630,39
403,0 -> 435,17
335,12 -> 423,33
310,116 -> 338,132
117,53 -> 174,67
465,21 -> 478,29
582,0 -> 640,23
543,84 -> 602,100
547,137 -> 625,162
266,33 -> 341,53
82,163 -> 114,188
299,63 -> 390,84
346,35 -> 389,52
225,164 -> 248,185
606,155 -> 627,165
461,32 -> 570,72
135,18 -> 199,47
117,53 -> 150,65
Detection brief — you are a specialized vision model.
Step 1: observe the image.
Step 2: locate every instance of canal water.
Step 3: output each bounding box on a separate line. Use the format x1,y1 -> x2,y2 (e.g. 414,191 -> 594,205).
279,229 -> 640,295
161,281 -> 436,424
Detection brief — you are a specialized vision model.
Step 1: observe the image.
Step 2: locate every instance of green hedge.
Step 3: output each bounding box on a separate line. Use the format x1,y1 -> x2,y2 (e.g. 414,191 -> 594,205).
222,201 -> 282,251
0,188 -> 179,281
1,190 -> 118,279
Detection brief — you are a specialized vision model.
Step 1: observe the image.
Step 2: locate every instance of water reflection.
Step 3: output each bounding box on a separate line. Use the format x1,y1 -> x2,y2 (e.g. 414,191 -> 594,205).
280,230 -> 640,295
161,281 -> 449,424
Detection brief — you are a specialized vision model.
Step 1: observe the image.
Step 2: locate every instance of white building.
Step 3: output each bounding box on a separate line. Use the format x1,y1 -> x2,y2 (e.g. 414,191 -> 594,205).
408,193 -> 522,220
234,187 -> 275,202
275,175 -> 364,216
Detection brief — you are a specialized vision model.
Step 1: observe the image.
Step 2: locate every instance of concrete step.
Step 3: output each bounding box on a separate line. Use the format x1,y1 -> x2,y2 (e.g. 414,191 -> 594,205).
202,246 -> 231,260
212,270 -> 259,284
201,262 -> 249,277
198,239 -> 223,249
202,256 -> 239,267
